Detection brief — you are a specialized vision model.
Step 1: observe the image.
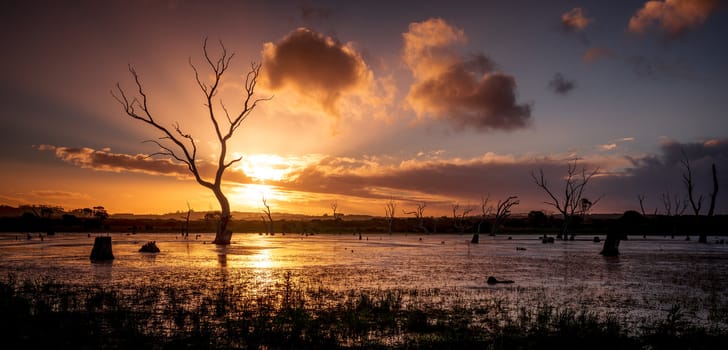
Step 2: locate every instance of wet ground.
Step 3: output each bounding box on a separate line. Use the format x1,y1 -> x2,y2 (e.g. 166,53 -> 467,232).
2,232 -> 728,328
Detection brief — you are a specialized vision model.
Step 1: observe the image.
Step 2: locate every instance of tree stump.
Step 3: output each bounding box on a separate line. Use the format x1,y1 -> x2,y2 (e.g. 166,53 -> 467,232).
90,236 -> 114,261
471,233 -> 479,244
600,233 -> 620,256
139,241 -> 160,253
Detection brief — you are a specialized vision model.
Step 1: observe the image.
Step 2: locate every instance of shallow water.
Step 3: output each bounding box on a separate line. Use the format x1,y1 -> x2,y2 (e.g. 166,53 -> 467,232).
2,232 -> 728,328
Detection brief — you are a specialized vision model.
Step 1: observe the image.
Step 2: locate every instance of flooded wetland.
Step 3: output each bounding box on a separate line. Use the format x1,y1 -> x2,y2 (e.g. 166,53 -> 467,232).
2,231 -> 728,348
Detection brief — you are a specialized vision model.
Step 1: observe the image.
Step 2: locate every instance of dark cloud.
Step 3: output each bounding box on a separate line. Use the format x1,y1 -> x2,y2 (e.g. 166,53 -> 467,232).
627,55 -> 690,79
403,18 -> 531,132
274,155 -> 603,214
261,28 -> 371,116
659,138 -> 728,166
596,138 -> 728,214
629,0 -> 720,39
548,73 -> 576,95
409,66 -> 532,131
37,145 -> 254,184
300,5 -> 334,21
272,139 -> 728,214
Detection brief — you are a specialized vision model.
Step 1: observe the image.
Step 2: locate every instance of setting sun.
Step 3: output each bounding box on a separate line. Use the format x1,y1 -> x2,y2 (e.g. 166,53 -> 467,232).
230,183 -> 286,209
239,154 -> 291,182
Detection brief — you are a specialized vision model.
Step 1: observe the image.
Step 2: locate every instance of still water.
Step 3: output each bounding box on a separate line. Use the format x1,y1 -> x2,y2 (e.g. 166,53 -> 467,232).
2,232 -> 728,328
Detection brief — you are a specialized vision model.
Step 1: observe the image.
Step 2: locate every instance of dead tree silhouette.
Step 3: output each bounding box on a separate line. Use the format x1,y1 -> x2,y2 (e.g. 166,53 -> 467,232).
113,38 -> 270,245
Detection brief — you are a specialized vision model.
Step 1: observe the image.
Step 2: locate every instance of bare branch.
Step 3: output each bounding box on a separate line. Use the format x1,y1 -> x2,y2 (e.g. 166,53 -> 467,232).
637,194 -> 646,216
532,158 -> 602,237
491,196 -> 519,235
114,39 -> 271,245
681,149 -> 703,216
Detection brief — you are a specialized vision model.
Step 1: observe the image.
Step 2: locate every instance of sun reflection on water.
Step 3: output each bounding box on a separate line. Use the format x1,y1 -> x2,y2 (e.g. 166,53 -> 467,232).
249,248 -> 274,269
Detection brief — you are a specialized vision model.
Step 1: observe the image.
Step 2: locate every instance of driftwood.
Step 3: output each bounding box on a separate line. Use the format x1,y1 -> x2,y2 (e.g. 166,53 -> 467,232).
487,276 -> 514,285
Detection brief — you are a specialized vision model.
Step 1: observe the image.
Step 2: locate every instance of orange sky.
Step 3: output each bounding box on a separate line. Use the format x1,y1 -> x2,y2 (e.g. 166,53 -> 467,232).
1,1 -> 726,217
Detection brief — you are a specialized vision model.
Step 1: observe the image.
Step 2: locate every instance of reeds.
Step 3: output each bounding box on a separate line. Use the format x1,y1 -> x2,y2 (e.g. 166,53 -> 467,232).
1,272 -> 726,349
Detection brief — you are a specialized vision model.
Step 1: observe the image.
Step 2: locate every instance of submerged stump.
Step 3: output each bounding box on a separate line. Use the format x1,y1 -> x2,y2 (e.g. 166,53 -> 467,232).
600,233 -> 621,256
139,241 -> 160,253
90,236 -> 114,261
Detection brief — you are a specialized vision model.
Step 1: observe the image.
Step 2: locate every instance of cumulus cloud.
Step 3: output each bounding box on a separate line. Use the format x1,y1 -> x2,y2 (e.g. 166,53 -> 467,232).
583,47 -> 613,63
403,18 -> 531,132
628,0 -> 720,38
37,145 -> 253,184
548,73 -> 576,95
561,8 -> 592,32
261,28 -> 373,117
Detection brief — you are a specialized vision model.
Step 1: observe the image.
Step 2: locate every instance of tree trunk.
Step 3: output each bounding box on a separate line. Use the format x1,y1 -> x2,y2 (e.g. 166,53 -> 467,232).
212,188 -> 233,245
214,214 -> 233,245
600,232 -> 621,256
701,163 -> 719,244
90,236 -> 115,261
559,214 -> 570,239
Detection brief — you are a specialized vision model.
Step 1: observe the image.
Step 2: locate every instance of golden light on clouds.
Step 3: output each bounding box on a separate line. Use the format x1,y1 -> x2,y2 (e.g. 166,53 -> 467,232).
628,0 -> 719,37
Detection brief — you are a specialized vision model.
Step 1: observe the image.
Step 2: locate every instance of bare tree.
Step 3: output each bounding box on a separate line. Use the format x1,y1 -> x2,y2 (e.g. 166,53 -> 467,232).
181,202 -> 192,238
113,39 -> 270,245
331,201 -> 339,220
384,198 -> 397,234
262,196 -> 274,235
532,159 -> 603,240
451,202 -> 473,233
707,163 -> 719,217
661,192 -> 687,216
491,196 -> 519,235
472,195 -> 492,243
637,194 -> 647,216
403,202 -> 428,233
681,150 -> 703,217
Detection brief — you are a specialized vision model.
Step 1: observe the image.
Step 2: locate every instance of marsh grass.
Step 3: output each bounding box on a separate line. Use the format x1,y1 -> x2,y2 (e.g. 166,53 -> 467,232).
1,273 -> 726,349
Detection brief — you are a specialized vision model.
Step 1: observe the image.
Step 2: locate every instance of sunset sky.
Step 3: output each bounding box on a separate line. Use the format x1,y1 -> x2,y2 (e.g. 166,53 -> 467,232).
1,0 -> 727,217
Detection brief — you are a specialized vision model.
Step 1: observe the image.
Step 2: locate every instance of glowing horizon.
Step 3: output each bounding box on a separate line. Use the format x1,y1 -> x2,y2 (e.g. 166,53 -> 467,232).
1,1 -> 726,217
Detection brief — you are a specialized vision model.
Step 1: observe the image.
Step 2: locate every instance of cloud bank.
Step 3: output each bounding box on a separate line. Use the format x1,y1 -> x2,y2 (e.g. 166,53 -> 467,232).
403,18 -> 531,132
37,145 -> 253,184
38,138 -> 728,214
629,0 -> 720,38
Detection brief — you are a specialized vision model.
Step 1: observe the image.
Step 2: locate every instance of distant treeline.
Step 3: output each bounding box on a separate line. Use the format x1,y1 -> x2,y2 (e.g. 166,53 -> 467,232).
1,208 -> 727,236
